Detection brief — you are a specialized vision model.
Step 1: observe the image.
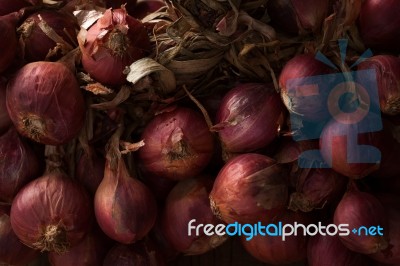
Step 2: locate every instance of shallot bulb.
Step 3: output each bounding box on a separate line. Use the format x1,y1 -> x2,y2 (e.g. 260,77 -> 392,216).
0,127 -> 41,203
0,13 -> 18,73
357,55 -> 400,115
358,0 -> 400,52
279,54 -> 335,122
334,188 -> 389,254
213,83 -> 285,154
267,0 -> 331,35
308,234 -> 372,266
0,206 -> 39,265
18,10 -> 78,62
94,128 -> 157,244
162,176 -> 227,255
10,173 -> 92,253
210,153 -> 288,224
6,61 -> 86,145
79,8 -> 150,86
76,150 -> 105,196
138,107 -> 214,181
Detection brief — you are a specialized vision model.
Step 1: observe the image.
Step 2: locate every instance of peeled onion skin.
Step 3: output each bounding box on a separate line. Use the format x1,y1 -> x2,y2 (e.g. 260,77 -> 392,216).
0,127 -> 41,203
334,189 -> 389,255
162,176 -> 227,255
0,207 -> 39,265
0,13 -> 18,73
80,8 -> 150,86
10,173 -> 92,253
358,0 -> 400,52
6,61 -> 86,145
94,154 -> 157,244
209,153 -> 288,224
357,55 -> 400,116
138,107 -> 214,181
308,234 -> 372,266
18,10 -> 79,62
279,54 -> 335,122
241,211 -> 310,265
213,83 -> 285,154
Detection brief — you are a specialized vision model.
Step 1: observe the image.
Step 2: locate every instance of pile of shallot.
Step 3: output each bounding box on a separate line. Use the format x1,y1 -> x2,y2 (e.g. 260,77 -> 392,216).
0,0 -> 399,265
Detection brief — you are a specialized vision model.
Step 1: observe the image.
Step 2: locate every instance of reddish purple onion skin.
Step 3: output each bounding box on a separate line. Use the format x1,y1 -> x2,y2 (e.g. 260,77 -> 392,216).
209,153 -> 288,224
76,151 -> 105,196
138,107 -> 214,181
308,234 -> 372,266
48,228 -> 112,266
18,10 -> 79,62
213,83 -> 285,153
0,13 -> 18,73
103,240 -> 166,266
162,176 -> 226,255
267,0 -> 330,35
0,0 -> 31,15
10,173 -> 93,253
94,155 -> 157,244
334,189 -> 389,254
279,54 -> 335,122
319,115 -> 383,179
80,8 -> 150,86
6,61 -> 86,145
357,55 -> 400,115
358,0 -> 400,52
0,82 -> 12,134
241,211 -> 310,264
0,206 -> 39,265
289,168 -> 347,212
0,127 -> 41,203
131,0 -> 166,19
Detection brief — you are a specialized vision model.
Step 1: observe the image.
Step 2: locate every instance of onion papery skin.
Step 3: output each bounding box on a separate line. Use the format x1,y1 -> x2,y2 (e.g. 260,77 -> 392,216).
0,81 -> 12,134
358,0 -> 400,52
138,107 -> 214,181
80,8 -> 150,86
103,240 -> 166,266
0,127 -> 41,203
334,189 -> 389,254
76,151 -> 105,196
10,173 -> 92,253
209,153 -> 288,224
6,61 -> 86,145
357,55 -> 400,115
18,10 -> 78,62
241,211 -> 310,264
308,234 -> 372,266
48,228 -> 111,266
162,176 -> 226,255
279,54 -> 335,122
214,83 -> 285,153
94,154 -> 157,244
0,13 -> 18,73
289,168 -> 347,212
267,0 -> 330,35
0,206 -> 39,265
319,116 -> 383,179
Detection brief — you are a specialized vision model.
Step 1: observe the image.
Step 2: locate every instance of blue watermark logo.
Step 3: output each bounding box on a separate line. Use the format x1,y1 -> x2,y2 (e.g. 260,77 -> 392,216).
187,219 -> 384,241
285,39 -> 382,168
